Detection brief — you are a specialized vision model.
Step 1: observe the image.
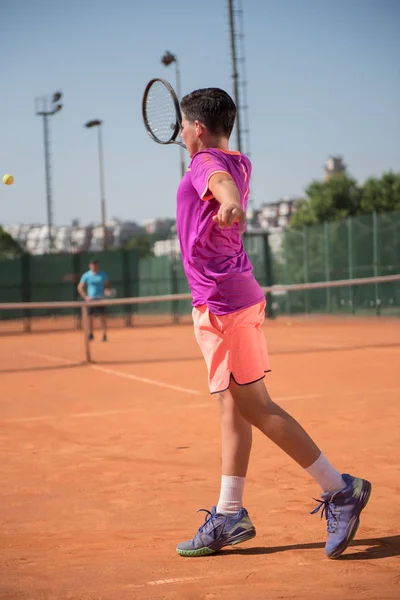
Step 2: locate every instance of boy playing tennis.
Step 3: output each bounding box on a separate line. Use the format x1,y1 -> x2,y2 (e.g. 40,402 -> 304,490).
175,88 -> 371,559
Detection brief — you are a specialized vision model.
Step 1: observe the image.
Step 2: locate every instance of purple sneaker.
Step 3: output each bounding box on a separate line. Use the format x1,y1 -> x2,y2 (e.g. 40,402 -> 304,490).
176,506 -> 256,557
311,473 -> 372,559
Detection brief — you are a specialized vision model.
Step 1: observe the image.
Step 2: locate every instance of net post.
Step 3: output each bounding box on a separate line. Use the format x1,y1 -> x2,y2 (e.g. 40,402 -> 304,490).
303,227 -> 309,313
262,232 -> 274,319
373,211 -> 381,315
348,216 -> 355,314
81,303 -> 91,363
324,221 -> 331,312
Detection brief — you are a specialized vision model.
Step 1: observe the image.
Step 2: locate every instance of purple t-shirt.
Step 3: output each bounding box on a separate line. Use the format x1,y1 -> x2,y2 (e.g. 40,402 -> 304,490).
176,148 -> 264,315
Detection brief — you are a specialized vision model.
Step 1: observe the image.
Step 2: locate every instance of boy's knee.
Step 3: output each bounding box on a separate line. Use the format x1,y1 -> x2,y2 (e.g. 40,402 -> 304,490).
218,390 -> 241,420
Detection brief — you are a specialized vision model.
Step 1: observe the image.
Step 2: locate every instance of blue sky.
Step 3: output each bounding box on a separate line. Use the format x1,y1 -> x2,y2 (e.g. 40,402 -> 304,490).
1,0 -> 399,226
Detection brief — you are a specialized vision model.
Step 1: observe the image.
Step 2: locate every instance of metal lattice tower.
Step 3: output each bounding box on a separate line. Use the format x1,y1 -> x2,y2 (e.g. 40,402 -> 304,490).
228,0 -> 254,210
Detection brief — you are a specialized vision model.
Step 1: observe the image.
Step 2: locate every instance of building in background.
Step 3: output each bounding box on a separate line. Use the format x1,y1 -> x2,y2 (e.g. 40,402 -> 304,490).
142,218 -> 175,236
324,156 -> 346,181
3,157 -> 346,256
4,219 -> 140,255
255,196 -> 299,230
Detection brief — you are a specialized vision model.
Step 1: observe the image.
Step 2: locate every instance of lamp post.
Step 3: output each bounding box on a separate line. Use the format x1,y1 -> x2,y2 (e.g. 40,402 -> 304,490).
35,91 -> 63,253
84,119 -> 107,250
161,51 -> 185,179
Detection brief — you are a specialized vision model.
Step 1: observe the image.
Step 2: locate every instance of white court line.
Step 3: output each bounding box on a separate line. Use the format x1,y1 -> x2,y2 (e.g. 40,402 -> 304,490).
21,351 -> 400,407
91,365 -> 202,396
147,576 -> 203,586
24,351 -> 77,365
276,394 -> 321,401
128,576 -> 204,589
23,351 -> 201,396
2,404 -> 210,424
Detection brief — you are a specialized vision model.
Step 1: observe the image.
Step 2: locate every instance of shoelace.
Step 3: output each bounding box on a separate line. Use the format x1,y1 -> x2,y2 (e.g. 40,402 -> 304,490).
196,509 -> 219,538
310,498 -> 341,533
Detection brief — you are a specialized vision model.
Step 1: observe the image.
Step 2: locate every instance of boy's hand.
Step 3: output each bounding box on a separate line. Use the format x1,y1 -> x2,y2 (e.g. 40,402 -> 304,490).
212,202 -> 246,233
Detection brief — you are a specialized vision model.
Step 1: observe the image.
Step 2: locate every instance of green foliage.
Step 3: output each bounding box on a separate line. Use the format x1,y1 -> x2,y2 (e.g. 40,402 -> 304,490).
278,172 -> 400,315
124,233 -> 153,258
361,172 -> 400,214
0,226 -> 23,259
124,224 -> 175,258
290,172 -> 400,229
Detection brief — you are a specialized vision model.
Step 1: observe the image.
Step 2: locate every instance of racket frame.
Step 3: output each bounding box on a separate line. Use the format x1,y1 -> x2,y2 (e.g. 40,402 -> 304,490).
142,78 -> 185,148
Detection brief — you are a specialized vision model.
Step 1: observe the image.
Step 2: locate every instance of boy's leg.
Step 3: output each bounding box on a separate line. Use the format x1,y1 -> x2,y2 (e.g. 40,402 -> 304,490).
176,390 -> 255,556
100,310 -> 107,341
229,377 -> 371,559
88,312 -> 94,340
229,378 -> 322,469
216,391 -> 252,516
218,391 -> 252,477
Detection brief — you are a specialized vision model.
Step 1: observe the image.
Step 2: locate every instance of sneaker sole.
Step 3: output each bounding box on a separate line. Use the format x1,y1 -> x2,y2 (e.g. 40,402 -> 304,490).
176,529 -> 256,557
327,480 -> 372,559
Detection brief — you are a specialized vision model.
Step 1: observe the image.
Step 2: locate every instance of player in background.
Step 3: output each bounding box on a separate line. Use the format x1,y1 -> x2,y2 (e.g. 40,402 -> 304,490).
77,258 -> 110,341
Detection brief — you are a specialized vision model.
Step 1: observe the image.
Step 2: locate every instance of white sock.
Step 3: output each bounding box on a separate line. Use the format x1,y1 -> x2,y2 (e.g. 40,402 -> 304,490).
217,475 -> 246,516
305,453 -> 345,494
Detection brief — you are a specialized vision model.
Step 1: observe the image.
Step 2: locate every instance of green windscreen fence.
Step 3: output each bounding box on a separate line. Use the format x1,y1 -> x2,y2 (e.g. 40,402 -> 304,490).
0,211 -> 399,322
276,211 -> 400,315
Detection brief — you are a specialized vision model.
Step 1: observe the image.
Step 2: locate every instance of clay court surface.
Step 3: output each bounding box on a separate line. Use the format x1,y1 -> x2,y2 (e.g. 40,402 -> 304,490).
1,315 -> 399,600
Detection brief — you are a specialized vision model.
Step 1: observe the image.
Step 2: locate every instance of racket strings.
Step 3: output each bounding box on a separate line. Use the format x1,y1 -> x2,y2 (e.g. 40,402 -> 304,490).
145,81 -> 180,143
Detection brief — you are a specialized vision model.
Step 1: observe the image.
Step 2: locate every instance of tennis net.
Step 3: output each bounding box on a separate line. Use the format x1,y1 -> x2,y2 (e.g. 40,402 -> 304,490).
0,274 -> 399,367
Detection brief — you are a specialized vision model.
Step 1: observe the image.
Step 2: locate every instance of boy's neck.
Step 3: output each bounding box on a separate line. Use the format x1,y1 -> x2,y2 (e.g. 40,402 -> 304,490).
198,136 -> 230,152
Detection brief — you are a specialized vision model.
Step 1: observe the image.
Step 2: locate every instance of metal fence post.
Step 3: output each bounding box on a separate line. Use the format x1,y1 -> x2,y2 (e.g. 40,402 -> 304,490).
373,211 -> 381,315
170,236 -> 180,324
283,229 -> 291,315
21,253 -> 31,332
262,232 -> 274,319
72,252 -> 81,329
348,216 -> 355,314
303,227 -> 309,313
324,221 -> 331,312
122,250 -> 132,327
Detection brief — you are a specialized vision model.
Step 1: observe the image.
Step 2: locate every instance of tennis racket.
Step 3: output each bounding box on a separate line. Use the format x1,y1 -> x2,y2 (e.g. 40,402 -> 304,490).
142,78 -> 186,148
104,288 -> 117,298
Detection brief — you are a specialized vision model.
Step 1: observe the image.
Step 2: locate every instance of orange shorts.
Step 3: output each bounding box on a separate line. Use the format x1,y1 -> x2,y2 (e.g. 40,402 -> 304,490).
192,300 -> 271,394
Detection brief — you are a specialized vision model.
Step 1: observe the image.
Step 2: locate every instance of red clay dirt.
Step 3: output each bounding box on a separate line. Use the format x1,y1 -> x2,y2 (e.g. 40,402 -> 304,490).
1,316 -> 399,599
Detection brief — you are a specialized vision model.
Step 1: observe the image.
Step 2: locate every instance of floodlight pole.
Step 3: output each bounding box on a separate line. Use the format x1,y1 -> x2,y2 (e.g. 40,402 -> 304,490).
35,91 -> 63,253
84,119 -> 107,250
161,51 -> 186,179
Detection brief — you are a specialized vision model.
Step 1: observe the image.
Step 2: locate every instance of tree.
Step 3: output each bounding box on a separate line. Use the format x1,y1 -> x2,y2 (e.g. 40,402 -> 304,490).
290,175 -> 362,229
0,226 -> 23,259
124,233 -> 153,258
280,171 -> 400,297
290,171 -> 400,230
361,172 -> 400,214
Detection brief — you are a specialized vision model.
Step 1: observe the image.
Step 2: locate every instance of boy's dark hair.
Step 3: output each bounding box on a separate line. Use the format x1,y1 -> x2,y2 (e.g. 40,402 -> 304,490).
181,88 -> 236,138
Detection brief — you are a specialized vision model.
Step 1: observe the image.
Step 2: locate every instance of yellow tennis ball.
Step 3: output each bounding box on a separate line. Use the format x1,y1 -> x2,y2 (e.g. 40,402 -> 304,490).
3,174 -> 14,185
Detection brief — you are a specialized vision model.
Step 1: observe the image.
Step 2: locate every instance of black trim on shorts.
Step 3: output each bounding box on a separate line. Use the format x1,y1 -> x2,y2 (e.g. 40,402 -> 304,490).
210,370 -> 271,395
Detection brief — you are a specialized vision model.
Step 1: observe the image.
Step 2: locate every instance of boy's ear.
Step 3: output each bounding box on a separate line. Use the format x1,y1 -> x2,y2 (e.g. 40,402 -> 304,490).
194,120 -> 205,138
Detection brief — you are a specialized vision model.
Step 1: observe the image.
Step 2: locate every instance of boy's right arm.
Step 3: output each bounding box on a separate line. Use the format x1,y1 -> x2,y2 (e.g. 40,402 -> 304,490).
77,275 -> 88,300
208,173 -> 246,233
